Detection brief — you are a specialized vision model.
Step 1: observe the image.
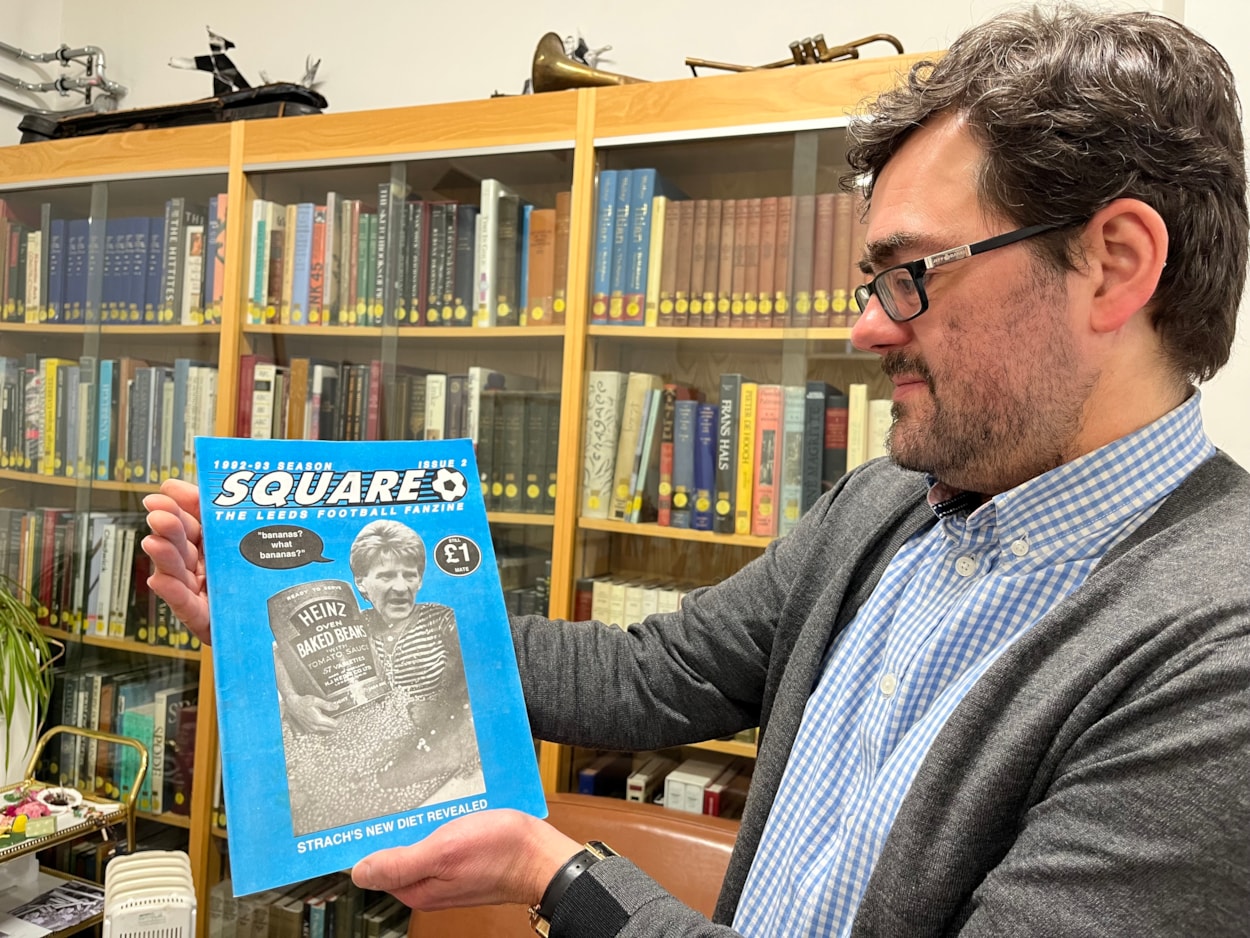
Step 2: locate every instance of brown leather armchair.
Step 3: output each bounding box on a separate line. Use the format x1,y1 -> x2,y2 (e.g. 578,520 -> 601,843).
408,792 -> 740,937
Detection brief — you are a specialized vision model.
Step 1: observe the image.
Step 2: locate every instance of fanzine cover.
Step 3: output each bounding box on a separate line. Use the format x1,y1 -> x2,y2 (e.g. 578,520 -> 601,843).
195,436 -> 546,895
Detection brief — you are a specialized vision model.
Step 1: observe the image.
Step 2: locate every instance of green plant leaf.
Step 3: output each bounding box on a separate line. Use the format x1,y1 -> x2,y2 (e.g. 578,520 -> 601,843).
0,575 -> 57,775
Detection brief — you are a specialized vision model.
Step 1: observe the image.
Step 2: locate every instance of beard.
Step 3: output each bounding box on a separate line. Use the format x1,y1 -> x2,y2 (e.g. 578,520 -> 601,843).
881,278 -> 1095,494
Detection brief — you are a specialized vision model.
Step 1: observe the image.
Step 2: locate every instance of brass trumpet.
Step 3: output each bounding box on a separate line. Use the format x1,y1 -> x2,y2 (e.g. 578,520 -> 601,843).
685,33 -> 904,75
529,31 -> 906,94
531,32 -> 646,94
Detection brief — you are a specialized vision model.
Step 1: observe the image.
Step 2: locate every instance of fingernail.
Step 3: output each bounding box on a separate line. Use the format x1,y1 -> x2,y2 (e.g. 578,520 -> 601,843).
353,860 -> 373,887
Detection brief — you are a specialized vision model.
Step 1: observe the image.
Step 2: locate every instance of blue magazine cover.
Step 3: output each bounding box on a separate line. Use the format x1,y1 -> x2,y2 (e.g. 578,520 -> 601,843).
195,436 -> 546,895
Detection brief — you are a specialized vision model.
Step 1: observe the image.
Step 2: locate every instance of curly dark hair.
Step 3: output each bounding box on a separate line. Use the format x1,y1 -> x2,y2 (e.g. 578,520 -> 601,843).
847,5 -> 1247,383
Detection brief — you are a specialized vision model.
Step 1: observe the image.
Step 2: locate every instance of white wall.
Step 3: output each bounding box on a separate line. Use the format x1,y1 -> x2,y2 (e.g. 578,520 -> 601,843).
2,0 -> 1244,463
0,1 -> 65,120
1185,0 -> 1250,467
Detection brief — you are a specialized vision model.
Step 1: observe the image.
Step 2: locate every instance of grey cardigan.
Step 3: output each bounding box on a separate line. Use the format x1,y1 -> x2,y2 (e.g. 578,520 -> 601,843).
513,454 -> 1250,937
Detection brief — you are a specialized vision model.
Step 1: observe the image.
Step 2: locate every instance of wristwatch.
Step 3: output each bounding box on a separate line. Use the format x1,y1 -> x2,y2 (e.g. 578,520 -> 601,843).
528,840 -> 620,936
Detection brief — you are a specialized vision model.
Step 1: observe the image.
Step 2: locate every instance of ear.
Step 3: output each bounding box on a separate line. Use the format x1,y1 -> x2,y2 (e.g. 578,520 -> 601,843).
1080,198 -> 1168,334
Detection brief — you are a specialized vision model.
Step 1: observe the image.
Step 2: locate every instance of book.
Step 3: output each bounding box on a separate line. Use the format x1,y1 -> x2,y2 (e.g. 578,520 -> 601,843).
195,435 -> 546,894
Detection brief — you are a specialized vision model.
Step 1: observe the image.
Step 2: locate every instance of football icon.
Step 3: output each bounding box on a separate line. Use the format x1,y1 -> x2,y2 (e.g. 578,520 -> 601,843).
431,466 -> 468,501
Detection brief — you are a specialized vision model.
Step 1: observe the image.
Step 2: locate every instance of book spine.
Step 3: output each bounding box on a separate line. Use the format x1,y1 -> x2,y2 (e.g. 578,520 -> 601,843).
624,169 -> 657,324
779,385 -> 807,537
713,374 -> 740,534
552,190 -> 572,326
751,385 -> 783,537
670,400 -> 697,529
591,170 -> 618,325
692,402 -> 718,531
735,382 -> 757,535
607,169 -> 633,323
688,199 -> 709,328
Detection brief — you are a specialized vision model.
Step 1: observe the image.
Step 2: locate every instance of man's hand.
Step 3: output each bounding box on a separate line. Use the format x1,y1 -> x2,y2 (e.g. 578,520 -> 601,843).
284,693 -> 342,734
142,479 -> 211,644
352,809 -> 580,912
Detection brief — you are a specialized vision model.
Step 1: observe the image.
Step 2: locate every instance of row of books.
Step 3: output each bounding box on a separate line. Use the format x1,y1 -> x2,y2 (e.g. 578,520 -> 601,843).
2,505 -> 197,650
43,655 -> 199,815
581,370 -> 889,535
0,355 -> 218,485
592,170 -> 870,329
236,358 -> 560,515
577,750 -> 751,819
209,872 -> 407,938
0,195 -> 228,326
245,180 -> 573,329
572,573 -> 694,627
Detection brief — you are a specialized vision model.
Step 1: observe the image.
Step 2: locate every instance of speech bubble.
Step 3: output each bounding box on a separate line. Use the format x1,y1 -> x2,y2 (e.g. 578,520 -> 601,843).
239,525 -> 333,569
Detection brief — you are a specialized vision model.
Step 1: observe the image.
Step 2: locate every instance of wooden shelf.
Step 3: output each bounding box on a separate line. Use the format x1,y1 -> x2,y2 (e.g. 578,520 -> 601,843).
137,810 -> 193,830
42,628 -> 203,662
0,123 -> 231,187
489,511 -> 556,527
588,325 -> 854,343
241,91 -> 580,167
243,324 -> 565,342
578,517 -> 772,549
688,738 -> 758,759
0,323 -> 222,336
592,54 -> 933,141
0,468 -> 160,494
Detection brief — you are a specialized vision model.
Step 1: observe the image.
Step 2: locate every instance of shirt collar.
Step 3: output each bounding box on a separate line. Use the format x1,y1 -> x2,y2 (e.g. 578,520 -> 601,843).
924,390 -> 1213,540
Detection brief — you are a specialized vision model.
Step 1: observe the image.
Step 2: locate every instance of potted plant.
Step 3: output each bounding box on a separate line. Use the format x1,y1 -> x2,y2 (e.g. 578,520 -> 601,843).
1,578 -> 59,787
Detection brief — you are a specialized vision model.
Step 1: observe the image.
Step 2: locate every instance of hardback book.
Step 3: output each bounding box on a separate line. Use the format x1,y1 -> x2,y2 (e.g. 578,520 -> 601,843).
195,436 -> 546,894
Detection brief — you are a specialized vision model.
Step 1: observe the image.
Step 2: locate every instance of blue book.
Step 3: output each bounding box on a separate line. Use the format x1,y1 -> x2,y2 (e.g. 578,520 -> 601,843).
196,436 -> 546,895
144,216 -> 165,323
96,359 -> 115,480
692,402 -> 719,530
591,169 -> 619,324
46,219 -> 66,323
670,399 -> 698,529
130,216 -> 151,324
289,202 -> 317,325
518,203 -> 533,323
66,219 -> 89,323
607,169 -> 633,322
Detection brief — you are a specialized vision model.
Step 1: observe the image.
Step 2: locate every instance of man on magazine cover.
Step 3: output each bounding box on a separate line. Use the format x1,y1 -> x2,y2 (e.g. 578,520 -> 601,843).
275,520 -> 485,835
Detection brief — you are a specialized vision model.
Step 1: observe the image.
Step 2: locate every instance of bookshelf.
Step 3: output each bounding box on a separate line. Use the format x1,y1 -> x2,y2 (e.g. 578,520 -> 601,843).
0,51 -> 926,935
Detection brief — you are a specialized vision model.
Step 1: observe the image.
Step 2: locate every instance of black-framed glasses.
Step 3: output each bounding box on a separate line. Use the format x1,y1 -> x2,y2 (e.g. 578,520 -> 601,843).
854,223 -> 1063,322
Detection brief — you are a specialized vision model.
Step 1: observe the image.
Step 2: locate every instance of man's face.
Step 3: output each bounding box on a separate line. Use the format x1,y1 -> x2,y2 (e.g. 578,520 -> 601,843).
850,115 -> 1097,495
356,553 -> 423,626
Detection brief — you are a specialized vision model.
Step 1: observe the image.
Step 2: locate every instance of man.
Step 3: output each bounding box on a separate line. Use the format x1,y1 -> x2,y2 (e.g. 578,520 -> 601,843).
144,6 -> 1250,935
268,522 -> 482,835
273,520 -> 484,834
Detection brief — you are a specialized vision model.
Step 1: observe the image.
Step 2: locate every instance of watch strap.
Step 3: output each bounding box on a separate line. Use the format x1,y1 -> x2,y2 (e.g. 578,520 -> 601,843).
530,841 -> 618,936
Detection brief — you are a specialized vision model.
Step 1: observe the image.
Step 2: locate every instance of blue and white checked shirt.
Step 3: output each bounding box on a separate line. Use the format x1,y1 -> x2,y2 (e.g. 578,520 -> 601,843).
732,393 -> 1214,937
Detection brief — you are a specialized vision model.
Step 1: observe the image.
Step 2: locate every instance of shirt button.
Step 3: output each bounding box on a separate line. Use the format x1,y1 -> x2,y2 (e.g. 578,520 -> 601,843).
955,555 -> 977,577
1010,538 -> 1029,557
879,672 -> 899,696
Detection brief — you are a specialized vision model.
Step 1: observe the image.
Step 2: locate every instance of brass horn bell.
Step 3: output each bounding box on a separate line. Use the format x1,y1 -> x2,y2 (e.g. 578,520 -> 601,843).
531,32 -> 647,93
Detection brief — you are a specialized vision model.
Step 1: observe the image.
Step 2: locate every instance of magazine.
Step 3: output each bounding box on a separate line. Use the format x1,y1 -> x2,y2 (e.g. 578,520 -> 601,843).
195,436 -> 546,895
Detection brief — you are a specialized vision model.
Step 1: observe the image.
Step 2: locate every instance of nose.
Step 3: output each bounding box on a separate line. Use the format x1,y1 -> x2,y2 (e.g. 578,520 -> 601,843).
850,293 -> 913,354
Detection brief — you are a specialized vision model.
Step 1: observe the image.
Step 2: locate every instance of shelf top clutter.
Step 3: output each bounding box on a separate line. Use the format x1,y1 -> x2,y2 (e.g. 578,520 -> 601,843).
0,53 -> 934,187
0,780 -> 124,863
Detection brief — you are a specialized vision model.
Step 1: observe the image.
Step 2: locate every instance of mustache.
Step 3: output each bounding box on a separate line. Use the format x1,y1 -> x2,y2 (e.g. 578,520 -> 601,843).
881,352 -> 935,389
